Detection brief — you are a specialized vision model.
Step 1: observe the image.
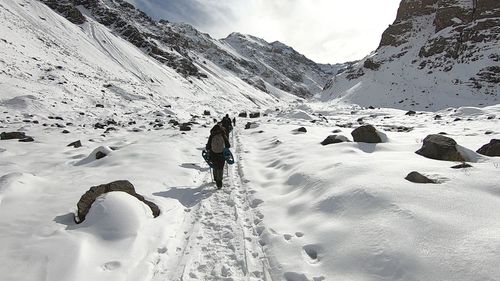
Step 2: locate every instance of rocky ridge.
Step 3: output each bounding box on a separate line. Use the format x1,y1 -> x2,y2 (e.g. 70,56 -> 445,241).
323,0 -> 499,110
40,0 -> 342,98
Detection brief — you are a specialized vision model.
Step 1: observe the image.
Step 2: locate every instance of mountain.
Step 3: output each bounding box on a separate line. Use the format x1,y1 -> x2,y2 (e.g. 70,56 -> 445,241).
40,0 -> 343,99
322,0 -> 499,110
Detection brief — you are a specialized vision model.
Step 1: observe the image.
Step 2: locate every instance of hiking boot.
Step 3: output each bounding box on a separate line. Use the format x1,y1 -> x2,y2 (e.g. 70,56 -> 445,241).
216,180 -> 222,189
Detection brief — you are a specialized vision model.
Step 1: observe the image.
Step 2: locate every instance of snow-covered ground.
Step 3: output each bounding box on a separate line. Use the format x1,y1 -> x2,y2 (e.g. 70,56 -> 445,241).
1,0 -> 500,281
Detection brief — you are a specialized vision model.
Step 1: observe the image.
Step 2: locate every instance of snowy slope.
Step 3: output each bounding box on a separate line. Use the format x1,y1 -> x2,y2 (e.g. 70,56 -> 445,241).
1,0 -> 500,281
322,0 -> 499,110
40,0 -> 340,99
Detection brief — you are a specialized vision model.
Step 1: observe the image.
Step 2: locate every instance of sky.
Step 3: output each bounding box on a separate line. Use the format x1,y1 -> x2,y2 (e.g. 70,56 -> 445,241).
125,0 -> 401,64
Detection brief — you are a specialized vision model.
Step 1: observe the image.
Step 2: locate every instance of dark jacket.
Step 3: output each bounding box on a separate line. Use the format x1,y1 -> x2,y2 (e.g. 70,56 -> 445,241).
206,124 -> 230,152
221,116 -> 232,133
206,124 -> 230,169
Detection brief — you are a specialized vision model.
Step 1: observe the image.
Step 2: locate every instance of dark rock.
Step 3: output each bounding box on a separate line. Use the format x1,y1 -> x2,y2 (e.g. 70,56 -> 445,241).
238,112 -> 248,118
368,106 -> 375,109
351,125 -> 382,143
476,139 -> 500,157
249,112 -> 260,118
405,110 -> 416,116
18,137 -> 34,142
179,123 -> 191,131
67,140 -> 82,148
487,115 -> 495,120
62,130 -> 70,134
453,118 -> 462,122
321,135 -> 350,146
203,110 -> 211,116
94,123 -> 106,129
405,171 -> 437,184
1,131 -> 26,140
332,129 -> 342,133
168,119 -> 179,126
363,58 -> 381,70
415,134 -> 465,161
104,127 -> 117,133
96,104 -> 104,108
297,127 -> 307,133
434,115 -> 442,120
245,122 -> 258,130
74,180 -> 160,223
95,151 -> 107,160
451,163 -> 473,169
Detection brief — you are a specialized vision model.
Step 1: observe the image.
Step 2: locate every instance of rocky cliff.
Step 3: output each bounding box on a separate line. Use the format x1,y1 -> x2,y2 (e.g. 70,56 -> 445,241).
323,0 -> 499,110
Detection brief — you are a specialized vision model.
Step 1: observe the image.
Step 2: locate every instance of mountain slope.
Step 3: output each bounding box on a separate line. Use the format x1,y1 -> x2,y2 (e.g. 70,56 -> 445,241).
322,0 -> 499,110
0,0 -> 298,129
40,0 -> 341,99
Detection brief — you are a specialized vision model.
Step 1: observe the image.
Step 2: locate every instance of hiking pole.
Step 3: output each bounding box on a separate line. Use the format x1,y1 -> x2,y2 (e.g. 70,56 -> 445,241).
209,167 -> 214,182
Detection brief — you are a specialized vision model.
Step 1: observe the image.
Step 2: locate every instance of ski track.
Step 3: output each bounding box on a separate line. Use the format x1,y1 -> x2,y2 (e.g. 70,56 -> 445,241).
151,129 -> 276,281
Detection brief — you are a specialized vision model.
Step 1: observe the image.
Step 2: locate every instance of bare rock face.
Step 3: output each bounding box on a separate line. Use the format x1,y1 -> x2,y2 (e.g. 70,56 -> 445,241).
415,134 -> 465,161
75,180 -> 160,223
324,0 -> 499,108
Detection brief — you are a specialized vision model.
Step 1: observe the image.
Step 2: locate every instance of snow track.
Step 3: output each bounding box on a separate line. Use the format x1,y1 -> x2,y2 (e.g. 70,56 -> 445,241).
151,130 -> 276,281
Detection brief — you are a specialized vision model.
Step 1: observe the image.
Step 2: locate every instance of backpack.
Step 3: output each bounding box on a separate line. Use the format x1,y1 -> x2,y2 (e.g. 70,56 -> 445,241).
211,133 -> 225,153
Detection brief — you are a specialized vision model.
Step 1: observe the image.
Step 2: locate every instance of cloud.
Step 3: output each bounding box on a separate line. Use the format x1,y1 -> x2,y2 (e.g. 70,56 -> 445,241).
126,0 -> 401,63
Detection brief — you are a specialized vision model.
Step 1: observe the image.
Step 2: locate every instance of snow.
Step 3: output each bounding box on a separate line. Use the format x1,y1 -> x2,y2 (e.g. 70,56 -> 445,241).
1,0 -> 500,281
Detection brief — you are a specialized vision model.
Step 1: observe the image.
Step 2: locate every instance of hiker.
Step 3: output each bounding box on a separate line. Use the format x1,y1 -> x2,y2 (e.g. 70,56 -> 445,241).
232,117 -> 236,126
206,123 -> 230,188
221,114 -> 233,137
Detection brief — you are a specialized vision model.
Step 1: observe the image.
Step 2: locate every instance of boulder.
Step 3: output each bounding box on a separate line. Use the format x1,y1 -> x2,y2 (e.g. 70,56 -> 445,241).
245,122 -> 259,130
405,171 -> 437,184
67,140 -> 82,148
321,135 -> 350,146
62,130 -> 70,134
451,163 -> 473,169
405,110 -> 417,116
1,132 -> 26,140
249,112 -> 260,118
95,151 -> 107,160
415,134 -> 465,161
203,110 -> 211,116
351,125 -> 382,143
179,123 -> 191,131
0,132 -> 26,140
297,127 -> 307,133
238,112 -> 247,118
18,136 -> 34,142
94,123 -> 106,129
75,180 -> 160,223
476,139 -> 500,157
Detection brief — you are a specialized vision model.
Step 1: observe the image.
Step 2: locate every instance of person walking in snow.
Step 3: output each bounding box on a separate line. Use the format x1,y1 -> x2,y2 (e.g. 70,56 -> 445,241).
206,123 -> 230,189
232,117 -> 236,127
221,114 -> 233,137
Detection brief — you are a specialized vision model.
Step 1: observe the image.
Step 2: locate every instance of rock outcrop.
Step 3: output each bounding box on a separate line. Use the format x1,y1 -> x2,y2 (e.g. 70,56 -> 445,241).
322,0 -> 500,110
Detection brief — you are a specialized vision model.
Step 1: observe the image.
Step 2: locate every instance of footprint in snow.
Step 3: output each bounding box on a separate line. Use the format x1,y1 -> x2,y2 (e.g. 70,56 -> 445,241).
284,234 -> 292,241
102,261 -> 121,271
302,244 -> 322,263
157,247 -> 167,254
295,232 -> 304,237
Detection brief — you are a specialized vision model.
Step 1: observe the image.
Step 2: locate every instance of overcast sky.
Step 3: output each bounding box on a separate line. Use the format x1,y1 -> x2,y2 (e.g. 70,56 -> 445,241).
125,0 -> 401,64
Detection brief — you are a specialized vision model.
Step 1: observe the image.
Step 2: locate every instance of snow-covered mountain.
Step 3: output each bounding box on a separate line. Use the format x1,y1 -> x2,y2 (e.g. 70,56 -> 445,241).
40,0 -> 342,99
322,0 -> 499,110
2,0 -> 500,281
